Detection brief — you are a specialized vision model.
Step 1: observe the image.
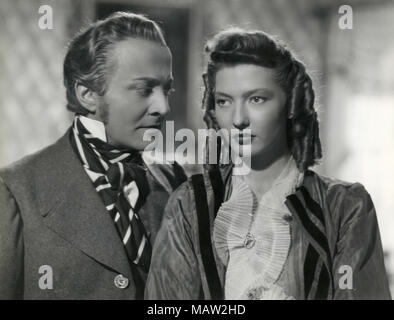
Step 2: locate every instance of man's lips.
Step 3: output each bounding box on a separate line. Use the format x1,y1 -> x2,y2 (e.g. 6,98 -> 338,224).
139,123 -> 162,129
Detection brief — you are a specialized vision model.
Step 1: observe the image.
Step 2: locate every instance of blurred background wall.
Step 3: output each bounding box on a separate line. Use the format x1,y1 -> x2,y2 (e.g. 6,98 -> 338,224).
1,0 -> 393,296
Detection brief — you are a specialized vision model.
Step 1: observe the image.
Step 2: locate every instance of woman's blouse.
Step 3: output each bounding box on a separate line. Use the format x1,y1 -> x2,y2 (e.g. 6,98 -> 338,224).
213,157 -> 304,299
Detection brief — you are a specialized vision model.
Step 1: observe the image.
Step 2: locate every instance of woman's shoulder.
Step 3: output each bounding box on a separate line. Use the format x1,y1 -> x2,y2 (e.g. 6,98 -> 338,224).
142,153 -> 187,193
305,170 -> 375,223
305,169 -> 370,198
166,179 -> 193,205
163,178 -> 195,220
163,171 -> 218,223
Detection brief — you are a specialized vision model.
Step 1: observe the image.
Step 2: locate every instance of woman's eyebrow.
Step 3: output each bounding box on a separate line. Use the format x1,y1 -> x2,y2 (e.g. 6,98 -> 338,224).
242,88 -> 273,98
214,91 -> 233,98
214,88 -> 273,99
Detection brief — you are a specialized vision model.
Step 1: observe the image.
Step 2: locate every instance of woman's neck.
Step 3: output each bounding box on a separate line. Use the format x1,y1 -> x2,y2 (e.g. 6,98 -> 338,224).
243,149 -> 292,201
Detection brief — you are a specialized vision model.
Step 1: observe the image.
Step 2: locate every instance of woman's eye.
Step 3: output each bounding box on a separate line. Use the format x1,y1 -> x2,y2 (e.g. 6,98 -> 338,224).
250,96 -> 267,104
215,99 -> 230,107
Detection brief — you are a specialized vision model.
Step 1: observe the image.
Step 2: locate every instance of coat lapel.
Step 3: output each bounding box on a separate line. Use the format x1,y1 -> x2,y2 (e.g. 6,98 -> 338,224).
285,171 -> 334,300
36,132 -> 132,277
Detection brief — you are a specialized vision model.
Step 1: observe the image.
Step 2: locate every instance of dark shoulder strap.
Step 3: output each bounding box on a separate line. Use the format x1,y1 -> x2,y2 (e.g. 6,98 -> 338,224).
190,173 -> 223,300
208,167 -> 225,215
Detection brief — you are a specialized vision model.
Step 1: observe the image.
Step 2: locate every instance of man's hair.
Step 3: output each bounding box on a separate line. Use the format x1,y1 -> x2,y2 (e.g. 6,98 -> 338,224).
202,27 -> 322,171
63,11 -> 167,115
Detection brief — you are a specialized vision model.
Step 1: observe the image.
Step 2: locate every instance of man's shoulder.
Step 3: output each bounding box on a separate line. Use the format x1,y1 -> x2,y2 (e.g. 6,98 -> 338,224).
0,133 -> 70,186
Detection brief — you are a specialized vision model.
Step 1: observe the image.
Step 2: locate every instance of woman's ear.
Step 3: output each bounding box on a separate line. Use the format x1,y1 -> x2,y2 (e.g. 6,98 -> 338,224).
283,96 -> 292,119
75,82 -> 100,114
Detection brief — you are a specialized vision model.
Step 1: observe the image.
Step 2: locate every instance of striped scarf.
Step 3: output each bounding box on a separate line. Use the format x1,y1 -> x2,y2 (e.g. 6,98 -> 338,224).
69,116 -> 151,272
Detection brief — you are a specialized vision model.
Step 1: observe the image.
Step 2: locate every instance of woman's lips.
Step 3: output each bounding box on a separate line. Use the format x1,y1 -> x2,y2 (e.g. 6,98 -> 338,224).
232,132 -> 255,144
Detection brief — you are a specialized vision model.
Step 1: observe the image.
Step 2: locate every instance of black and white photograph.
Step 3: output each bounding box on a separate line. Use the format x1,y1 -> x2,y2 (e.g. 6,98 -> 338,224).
0,0 -> 393,304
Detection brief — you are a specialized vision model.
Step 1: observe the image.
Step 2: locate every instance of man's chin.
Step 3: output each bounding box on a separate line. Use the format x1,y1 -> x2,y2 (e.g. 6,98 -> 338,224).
110,138 -> 147,152
127,141 -> 149,152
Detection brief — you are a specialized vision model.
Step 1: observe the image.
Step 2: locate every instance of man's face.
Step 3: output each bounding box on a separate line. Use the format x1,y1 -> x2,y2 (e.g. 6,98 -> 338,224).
96,38 -> 173,150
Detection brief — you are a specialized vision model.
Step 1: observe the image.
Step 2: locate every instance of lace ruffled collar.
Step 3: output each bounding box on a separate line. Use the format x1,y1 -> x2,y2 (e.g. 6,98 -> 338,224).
213,157 -> 303,299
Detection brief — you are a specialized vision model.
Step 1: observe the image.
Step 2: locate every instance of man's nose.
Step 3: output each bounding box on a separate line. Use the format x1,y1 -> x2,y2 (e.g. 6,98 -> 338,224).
148,89 -> 170,117
232,104 -> 250,130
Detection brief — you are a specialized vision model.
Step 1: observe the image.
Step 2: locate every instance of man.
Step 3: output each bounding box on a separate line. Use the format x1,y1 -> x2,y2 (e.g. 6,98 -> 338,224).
0,12 -> 186,299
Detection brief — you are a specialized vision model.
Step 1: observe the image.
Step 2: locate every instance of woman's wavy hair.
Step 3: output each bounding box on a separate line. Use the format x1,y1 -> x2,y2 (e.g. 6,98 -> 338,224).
63,11 -> 166,115
202,28 -> 322,172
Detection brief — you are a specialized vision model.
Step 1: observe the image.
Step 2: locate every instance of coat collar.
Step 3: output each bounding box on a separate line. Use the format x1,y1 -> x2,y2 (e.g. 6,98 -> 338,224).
36,131 -> 133,277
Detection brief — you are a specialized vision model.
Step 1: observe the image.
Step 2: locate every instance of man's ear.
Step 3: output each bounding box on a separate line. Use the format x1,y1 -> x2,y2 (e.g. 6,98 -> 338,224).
75,82 -> 100,114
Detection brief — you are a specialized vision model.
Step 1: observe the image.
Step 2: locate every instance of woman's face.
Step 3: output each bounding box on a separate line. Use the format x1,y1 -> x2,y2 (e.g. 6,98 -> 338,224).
214,64 -> 288,159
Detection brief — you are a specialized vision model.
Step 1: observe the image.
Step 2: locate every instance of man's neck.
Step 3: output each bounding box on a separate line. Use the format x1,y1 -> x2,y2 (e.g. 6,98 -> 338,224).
79,115 -> 107,142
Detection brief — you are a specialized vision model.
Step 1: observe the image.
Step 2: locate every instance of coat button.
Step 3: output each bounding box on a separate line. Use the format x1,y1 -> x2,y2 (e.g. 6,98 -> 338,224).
114,274 -> 129,289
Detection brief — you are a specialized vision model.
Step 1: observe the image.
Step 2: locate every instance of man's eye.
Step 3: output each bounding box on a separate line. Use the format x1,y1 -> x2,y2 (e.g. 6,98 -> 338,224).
249,96 -> 267,104
164,88 -> 175,97
137,88 -> 153,97
215,99 -> 230,107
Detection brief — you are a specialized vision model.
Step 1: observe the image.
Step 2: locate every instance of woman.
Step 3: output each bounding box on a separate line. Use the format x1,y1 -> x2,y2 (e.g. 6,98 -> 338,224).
145,28 -> 391,300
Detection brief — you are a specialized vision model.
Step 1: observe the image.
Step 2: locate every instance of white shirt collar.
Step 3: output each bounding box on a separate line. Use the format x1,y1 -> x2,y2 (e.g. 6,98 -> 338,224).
78,115 -> 107,142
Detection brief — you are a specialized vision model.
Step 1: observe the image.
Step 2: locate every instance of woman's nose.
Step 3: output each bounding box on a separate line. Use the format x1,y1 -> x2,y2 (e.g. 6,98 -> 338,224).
232,104 -> 250,130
